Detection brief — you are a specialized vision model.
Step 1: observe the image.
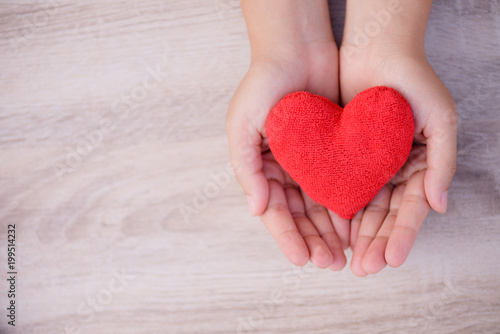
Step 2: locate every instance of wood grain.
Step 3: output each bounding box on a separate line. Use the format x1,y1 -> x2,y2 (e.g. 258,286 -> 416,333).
0,1 -> 499,333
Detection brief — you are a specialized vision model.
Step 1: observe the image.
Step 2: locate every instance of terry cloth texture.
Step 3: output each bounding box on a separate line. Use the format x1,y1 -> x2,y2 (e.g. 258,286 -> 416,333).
266,86 -> 415,219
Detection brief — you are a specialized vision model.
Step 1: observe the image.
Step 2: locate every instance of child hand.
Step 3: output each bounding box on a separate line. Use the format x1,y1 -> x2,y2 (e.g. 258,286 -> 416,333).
340,0 -> 457,276
227,0 -> 350,270
227,41 -> 348,270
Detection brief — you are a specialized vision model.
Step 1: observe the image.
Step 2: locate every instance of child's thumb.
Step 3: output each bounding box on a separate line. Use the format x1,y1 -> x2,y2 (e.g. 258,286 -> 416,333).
226,101 -> 269,216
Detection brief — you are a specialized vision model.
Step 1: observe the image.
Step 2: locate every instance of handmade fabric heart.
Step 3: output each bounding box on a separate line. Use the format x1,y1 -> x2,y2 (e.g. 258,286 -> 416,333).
266,86 -> 415,219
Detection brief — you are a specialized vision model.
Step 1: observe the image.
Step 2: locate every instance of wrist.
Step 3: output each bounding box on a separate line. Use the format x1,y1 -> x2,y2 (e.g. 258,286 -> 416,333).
341,0 -> 432,57
241,0 -> 335,64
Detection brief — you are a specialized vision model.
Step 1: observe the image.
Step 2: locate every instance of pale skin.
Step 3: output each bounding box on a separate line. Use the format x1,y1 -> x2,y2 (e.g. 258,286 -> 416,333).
226,0 -> 457,276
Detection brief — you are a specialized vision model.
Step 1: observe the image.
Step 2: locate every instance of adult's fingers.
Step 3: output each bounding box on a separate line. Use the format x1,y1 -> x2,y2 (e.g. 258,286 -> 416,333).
260,180 -> 309,266
385,170 -> 431,267
423,99 -> 458,214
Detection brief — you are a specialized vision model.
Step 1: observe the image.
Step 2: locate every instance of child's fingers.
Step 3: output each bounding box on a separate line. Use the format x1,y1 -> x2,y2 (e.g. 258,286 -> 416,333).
301,190 -> 346,271
350,238 -> 369,277
327,210 -> 351,251
285,186 -> 334,269
260,180 -> 309,266
350,186 -> 391,277
362,184 -> 405,274
349,209 -> 363,250
386,170 -> 430,268
423,102 -> 458,214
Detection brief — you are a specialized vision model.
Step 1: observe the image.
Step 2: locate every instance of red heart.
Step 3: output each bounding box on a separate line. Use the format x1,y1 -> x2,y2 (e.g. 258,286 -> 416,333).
266,86 -> 414,219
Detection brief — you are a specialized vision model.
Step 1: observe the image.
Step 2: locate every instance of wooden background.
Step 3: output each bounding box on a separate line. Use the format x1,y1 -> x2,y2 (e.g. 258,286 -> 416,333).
0,1 -> 499,333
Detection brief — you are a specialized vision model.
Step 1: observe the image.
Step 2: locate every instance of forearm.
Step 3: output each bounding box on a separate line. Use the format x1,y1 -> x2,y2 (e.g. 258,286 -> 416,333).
241,0 -> 335,60
343,0 -> 432,51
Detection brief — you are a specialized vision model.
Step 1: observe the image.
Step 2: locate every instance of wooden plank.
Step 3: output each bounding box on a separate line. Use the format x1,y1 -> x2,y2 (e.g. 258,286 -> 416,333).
0,1 -> 499,333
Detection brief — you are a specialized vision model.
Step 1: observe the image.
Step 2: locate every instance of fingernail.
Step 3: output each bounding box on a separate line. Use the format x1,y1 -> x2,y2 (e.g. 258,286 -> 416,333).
441,191 -> 448,213
246,196 -> 256,215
